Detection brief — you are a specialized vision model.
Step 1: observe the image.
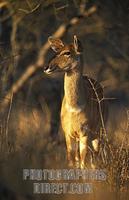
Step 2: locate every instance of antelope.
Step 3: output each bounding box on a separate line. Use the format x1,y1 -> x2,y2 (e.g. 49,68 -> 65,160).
44,36 -> 106,168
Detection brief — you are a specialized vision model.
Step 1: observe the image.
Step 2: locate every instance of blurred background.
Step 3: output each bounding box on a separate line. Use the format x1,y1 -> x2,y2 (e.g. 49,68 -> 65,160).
0,0 -> 129,199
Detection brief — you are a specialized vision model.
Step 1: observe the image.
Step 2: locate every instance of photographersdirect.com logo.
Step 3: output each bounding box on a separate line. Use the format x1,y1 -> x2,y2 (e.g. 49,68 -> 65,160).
23,168 -> 107,194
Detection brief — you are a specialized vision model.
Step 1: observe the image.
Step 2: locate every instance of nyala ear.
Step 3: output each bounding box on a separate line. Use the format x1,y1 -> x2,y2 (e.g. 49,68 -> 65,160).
48,36 -> 64,52
73,35 -> 83,54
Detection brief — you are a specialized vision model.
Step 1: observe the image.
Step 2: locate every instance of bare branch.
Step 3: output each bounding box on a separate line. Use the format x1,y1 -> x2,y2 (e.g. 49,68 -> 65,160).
18,4 -> 40,14
87,77 -> 114,163
5,92 -> 13,150
0,1 -> 8,8
0,5 -> 97,111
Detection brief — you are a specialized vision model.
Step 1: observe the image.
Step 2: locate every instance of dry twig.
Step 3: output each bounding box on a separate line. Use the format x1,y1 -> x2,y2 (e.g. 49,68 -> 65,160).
0,5 -> 97,111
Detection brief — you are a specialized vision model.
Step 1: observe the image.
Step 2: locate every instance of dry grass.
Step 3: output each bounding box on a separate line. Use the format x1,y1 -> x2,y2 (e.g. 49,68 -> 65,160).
0,92 -> 129,200
0,1 -> 129,199
87,80 -> 129,192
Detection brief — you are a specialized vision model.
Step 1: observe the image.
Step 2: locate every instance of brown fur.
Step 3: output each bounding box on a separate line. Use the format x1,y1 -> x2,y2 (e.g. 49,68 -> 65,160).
44,36 -> 106,168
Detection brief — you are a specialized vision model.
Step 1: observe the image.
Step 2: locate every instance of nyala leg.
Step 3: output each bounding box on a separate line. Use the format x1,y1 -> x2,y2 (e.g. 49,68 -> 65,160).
65,136 -> 75,167
79,136 -> 88,169
75,140 -> 80,168
91,138 -> 99,169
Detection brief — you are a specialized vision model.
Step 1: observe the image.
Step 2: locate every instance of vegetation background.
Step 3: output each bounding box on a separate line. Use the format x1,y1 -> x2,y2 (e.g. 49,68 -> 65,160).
0,0 -> 129,199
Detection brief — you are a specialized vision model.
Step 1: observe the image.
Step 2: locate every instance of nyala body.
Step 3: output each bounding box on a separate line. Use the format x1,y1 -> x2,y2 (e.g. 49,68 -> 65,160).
44,36 -> 106,168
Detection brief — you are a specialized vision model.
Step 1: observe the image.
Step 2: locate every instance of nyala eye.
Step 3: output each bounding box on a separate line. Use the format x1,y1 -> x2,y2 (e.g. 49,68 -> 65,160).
64,51 -> 71,56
